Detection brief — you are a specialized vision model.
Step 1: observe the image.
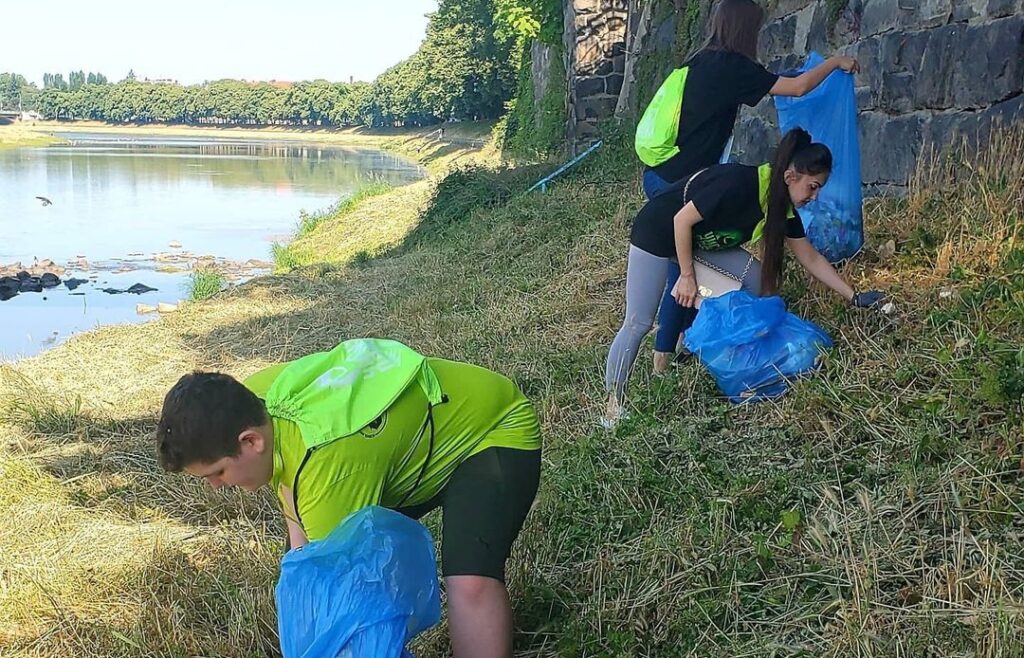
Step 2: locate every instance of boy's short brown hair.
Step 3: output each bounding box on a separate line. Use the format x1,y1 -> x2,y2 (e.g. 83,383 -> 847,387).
156,372 -> 267,472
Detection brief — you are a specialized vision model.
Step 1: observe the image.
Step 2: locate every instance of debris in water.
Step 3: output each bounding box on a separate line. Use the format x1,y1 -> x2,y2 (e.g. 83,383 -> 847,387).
101,283 -> 158,295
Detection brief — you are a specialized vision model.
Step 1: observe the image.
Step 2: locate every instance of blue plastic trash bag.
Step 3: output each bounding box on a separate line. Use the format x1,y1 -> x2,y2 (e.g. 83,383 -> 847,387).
684,291 -> 832,403
276,506 -> 442,658
775,51 -> 863,262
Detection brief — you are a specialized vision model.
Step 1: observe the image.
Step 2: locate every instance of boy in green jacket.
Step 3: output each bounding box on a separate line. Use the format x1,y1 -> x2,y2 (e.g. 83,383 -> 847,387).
156,339 -> 542,658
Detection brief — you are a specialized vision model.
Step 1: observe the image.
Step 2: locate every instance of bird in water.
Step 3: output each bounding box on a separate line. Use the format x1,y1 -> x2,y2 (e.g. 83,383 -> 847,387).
35,196 -> 53,206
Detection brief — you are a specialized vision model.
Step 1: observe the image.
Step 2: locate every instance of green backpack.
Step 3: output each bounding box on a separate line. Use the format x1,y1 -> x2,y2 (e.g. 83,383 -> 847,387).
634,67 -> 690,168
264,338 -> 443,450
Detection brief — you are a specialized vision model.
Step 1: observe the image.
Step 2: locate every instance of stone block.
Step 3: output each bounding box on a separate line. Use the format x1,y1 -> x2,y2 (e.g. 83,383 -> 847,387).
791,3 -> 817,54
805,2 -> 832,54
915,17 -> 1024,110
767,0 -> 817,22
834,0 -> 865,42
917,100 -> 1022,157
854,37 -> 882,93
576,95 -> 620,120
760,13 -> 798,60
915,0 -> 956,30
606,74 -> 625,96
766,53 -> 805,75
652,14 -> 677,53
866,25 -> 987,113
531,41 -> 556,101
733,114 -> 779,164
923,110 -> 974,152
859,110 -> 926,185
575,75 -> 607,97
986,0 -> 1023,19
881,71 -> 917,113
597,56 -> 619,77
951,0 -> 987,21
985,92 -> 1024,125
574,0 -> 605,17
861,0 -> 901,36
855,85 -> 874,111
931,94 -> 1024,148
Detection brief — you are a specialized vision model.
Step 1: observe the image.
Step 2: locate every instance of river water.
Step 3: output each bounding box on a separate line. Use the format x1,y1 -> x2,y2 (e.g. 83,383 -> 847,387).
0,132 -> 424,360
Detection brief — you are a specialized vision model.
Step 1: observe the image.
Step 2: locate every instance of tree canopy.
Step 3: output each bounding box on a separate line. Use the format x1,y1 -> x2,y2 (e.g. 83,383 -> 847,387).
10,0 -> 555,128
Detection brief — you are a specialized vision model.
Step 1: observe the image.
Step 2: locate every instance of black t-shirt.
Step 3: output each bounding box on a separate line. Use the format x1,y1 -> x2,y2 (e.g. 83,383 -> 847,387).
651,50 -> 778,184
630,163 -> 806,258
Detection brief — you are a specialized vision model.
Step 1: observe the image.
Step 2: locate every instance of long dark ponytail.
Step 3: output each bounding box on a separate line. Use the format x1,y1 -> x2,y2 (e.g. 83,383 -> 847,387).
760,128 -> 832,295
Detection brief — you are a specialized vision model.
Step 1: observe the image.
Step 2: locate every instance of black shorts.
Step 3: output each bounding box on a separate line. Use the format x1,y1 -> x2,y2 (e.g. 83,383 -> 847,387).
397,446 -> 541,582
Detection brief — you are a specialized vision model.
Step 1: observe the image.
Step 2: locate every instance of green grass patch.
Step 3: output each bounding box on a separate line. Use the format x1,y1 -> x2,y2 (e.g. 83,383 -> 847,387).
186,269 -> 227,301
271,242 -> 301,272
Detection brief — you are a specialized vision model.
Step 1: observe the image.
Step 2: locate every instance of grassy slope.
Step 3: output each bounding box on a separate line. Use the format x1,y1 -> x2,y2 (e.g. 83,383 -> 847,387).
1,129 -> 1022,658
0,124 -> 64,148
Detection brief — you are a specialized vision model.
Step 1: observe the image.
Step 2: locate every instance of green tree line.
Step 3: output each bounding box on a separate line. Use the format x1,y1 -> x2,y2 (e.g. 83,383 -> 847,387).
2,0 -> 560,128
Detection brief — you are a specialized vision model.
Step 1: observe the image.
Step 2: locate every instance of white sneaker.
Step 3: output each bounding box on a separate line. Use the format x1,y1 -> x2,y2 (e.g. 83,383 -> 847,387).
600,396 -> 629,429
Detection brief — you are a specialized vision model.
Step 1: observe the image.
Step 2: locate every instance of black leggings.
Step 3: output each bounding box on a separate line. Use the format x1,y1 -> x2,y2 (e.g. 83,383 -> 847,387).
397,446 -> 541,582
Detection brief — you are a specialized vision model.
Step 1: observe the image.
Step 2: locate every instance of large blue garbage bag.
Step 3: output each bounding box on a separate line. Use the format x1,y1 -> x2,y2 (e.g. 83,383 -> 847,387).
276,506 -> 442,658
775,52 -> 863,262
684,291 -> 832,403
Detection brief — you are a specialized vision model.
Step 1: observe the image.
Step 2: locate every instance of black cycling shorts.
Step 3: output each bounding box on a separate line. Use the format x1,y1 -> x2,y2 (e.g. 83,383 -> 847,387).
397,446 -> 541,582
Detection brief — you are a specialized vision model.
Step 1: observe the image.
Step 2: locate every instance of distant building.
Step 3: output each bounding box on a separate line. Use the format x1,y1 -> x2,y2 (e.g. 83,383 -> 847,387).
19,111 -> 42,121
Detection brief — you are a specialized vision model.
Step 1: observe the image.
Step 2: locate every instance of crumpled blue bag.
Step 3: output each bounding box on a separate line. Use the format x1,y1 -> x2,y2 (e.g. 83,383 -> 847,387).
775,52 -> 863,262
276,506 -> 442,658
684,291 -> 832,403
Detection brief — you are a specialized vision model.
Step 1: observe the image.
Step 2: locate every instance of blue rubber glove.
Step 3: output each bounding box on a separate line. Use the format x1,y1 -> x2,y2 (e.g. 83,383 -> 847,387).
852,290 -> 885,308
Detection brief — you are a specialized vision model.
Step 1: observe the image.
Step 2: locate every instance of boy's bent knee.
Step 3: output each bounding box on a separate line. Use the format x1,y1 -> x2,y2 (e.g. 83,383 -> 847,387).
445,574 -> 507,606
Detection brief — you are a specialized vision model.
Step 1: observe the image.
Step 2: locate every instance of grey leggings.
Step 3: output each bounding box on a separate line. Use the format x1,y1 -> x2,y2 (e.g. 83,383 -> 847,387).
604,244 -> 762,399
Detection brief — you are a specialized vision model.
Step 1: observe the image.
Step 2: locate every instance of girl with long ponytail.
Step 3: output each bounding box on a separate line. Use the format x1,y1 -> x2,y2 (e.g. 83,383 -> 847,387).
604,127 -> 883,426
760,128 -> 828,295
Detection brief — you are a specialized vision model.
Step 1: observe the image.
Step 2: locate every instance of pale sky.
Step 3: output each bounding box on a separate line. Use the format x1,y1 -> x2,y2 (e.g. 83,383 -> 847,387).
0,0 -> 438,86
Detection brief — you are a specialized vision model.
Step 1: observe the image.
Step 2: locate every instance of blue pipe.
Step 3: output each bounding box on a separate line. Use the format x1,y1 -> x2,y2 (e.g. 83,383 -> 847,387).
527,140 -> 603,193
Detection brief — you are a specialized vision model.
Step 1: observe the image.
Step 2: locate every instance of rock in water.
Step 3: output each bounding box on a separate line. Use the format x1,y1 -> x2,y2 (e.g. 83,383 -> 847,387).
40,273 -> 61,288
64,278 -> 88,291
0,277 -> 19,301
19,278 -> 43,293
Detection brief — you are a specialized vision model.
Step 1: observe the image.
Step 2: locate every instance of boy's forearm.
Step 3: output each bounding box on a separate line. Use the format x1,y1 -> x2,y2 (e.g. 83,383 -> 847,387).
286,516 -> 309,549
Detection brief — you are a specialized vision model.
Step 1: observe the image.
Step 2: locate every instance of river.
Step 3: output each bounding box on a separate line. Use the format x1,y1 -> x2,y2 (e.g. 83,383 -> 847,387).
0,132 -> 424,360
